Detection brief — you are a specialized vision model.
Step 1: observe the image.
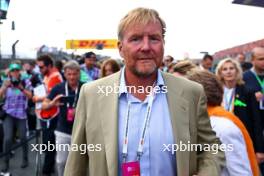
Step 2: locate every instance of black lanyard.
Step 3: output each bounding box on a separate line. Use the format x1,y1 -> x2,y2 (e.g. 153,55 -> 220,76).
65,82 -> 78,108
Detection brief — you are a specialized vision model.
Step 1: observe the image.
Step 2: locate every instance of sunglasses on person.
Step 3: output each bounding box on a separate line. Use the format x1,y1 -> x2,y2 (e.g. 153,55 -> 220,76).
39,65 -> 46,69
10,69 -> 20,72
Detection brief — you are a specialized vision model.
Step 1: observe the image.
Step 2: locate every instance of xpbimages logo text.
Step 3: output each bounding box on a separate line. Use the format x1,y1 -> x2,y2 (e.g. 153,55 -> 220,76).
97,83 -> 168,96
163,141 -> 233,154
31,141 -> 102,154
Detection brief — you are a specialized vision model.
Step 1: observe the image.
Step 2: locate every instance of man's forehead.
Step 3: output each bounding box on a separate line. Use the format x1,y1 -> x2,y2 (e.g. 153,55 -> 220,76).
65,68 -> 80,73
125,21 -> 162,33
238,54 -> 245,57
253,47 -> 264,56
254,49 -> 264,59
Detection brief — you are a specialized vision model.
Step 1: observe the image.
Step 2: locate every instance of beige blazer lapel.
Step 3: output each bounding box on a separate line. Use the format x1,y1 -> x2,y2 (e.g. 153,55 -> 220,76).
98,71 -> 121,176
163,73 -> 190,176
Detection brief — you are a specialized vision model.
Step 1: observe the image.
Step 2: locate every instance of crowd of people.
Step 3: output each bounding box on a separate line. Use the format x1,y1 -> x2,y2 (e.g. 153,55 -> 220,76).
168,47 -> 264,175
0,54 -> 121,176
0,7 -> 263,176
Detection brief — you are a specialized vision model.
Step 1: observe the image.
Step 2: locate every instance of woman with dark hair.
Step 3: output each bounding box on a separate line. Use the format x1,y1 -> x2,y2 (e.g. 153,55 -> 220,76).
187,69 -> 259,176
100,59 -> 120,78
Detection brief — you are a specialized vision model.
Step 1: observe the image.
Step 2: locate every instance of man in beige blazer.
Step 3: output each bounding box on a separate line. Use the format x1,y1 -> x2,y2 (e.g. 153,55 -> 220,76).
64,7 -> 225,176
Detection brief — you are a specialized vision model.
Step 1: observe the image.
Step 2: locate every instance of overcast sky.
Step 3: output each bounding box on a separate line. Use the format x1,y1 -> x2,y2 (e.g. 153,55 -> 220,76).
1,0 -> 264,59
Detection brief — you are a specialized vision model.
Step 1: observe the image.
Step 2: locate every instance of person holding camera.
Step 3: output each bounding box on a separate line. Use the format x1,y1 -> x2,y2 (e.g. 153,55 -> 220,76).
0,63 -> 32,172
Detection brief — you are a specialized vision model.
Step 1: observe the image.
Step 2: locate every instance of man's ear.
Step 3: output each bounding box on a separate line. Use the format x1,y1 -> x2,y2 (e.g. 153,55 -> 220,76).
118,41 -> 124,58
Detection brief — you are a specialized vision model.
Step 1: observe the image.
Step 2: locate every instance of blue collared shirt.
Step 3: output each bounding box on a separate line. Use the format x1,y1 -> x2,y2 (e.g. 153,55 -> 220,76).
118,68 -> 176,176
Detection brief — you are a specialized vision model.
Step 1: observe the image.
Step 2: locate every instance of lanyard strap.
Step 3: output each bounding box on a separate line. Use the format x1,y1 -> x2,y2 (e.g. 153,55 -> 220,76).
224,88 -> 235,111
65,82 -> 78,108
122,94 -> 155,163
122,101 -> 131,162
251,69 -> 264,91
137,95 -> 154,160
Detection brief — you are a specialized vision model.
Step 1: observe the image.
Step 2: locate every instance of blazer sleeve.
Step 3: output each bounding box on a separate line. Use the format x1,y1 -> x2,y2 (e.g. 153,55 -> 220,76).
196,90 -> 226,176
64,85 -> 89,176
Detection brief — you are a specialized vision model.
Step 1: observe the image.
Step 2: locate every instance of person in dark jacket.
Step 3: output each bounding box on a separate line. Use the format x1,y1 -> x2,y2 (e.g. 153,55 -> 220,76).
216,58 -> 262,158
243,47 -> 264,174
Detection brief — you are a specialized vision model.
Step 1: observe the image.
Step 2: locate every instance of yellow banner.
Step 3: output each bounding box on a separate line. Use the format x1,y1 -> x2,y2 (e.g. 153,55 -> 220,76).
66,39 -> 118,49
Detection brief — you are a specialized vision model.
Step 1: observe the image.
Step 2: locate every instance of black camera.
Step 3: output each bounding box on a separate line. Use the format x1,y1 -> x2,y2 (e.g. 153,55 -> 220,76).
10,77 -> 20,87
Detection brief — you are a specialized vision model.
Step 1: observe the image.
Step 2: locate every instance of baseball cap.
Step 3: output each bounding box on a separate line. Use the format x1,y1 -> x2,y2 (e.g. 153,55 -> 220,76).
84,52 -> 96,59
9,63 -> 22,71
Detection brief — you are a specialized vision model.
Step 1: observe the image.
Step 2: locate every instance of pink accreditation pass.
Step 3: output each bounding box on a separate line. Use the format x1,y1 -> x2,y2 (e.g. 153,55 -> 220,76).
122,161 -> 140,176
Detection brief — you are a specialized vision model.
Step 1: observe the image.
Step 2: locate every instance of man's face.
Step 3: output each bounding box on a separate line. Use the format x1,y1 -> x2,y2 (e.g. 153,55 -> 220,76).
163,56 -> 172,67
10,69 -> 20,79
236,54 -> 245,64
118,21 -> 164,77
64,69 -> 80,86
202,58 -> 213,70
37,61 -> 48,76
85,55 -> 96,68
252,49 -> 264,72
23,63 -> 31,72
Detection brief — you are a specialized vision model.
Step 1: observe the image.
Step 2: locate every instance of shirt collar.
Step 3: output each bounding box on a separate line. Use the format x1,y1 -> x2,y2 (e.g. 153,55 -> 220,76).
118,67 -> 165,97
119,67 -> 128,96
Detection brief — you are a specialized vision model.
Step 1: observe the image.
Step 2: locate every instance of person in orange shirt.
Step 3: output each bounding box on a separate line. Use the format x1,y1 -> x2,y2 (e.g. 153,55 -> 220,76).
33,55 -> 63,176
187,69 -> 259,176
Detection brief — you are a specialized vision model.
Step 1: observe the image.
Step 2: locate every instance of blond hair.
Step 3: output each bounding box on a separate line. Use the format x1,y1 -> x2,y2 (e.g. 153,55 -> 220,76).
173,60 -> 197,75
215,58 -> 244,85
118,7 -> 166,40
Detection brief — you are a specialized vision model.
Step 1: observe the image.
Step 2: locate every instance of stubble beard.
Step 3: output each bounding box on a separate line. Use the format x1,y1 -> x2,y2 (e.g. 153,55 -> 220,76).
254,65 -> 264,74
130,64 -> 158,78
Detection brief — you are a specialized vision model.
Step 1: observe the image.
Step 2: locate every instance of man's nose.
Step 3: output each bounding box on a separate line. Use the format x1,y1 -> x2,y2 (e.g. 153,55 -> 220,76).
141,38 -> 151,51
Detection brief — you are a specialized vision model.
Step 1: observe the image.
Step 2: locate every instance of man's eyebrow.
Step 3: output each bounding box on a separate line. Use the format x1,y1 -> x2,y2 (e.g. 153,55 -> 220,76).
149,34 -> 162,37
129,34 -> 141,37
127,34 -> 142,40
